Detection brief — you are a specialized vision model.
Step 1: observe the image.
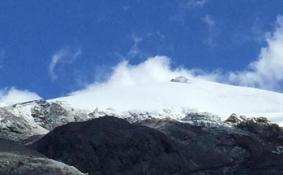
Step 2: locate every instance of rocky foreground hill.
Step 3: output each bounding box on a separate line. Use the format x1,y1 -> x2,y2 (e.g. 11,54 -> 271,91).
30,116 -> 283,175
1,100 -> 283,174
0,138 -> 84,175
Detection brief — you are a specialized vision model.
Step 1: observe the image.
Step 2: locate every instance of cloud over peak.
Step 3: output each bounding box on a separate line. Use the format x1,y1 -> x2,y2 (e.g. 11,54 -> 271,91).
228,16 -> 283,90
70,56 -> 196,96
70,15 -> 283,96
0,87 -> 41,106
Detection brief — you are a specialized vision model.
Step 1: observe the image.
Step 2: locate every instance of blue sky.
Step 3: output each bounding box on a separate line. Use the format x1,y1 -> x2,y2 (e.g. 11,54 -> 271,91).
1,0 -> 283,99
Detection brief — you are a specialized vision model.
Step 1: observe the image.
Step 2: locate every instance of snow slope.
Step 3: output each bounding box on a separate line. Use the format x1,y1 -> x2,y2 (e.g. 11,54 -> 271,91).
52,76 -> 283,125
1,75 -> 283,140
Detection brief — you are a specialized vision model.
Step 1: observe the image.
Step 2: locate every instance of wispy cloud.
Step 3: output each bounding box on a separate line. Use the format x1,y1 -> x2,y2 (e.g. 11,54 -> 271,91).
0,87 -> 41,106
250,18 -> 267,43
70,15 -> 283,93
69,56 -> 194,96
115,32 -> 168,61
180,15 -> 283,90
0,48 -> 5,69
202,15 -> 217,46
127,34 -> 143,59
186,0 -> 207,8
49,48 -> 82,81
202,15 -> 215,29
170,0 -> 208,24
227,16 -> 283,90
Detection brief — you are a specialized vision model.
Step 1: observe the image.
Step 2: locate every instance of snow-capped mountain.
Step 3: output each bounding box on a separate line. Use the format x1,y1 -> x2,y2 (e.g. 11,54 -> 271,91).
2,76 -> 283,175
2,75 -> 283,142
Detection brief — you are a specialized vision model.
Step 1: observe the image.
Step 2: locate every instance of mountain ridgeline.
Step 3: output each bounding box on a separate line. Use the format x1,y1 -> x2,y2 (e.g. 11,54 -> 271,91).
0,99 -> 283,174
2,77 -> 283,174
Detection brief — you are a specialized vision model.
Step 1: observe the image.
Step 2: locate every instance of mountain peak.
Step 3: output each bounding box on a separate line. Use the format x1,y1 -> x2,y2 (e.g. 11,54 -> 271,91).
170,76 -> 191,83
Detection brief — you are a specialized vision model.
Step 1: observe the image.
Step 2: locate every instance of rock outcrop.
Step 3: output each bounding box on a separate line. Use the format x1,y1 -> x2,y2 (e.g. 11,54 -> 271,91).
0,107 -> 47,142
32,115 -> 283,175
32,116 -> 192,175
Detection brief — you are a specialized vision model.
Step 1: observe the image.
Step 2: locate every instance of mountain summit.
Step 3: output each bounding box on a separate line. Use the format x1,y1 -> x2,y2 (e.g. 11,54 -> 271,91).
51,76 -> 283,125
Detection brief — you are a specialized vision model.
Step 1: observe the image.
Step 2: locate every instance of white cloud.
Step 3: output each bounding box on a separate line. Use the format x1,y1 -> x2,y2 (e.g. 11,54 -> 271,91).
227,16 -> 283,90
69,15 -> 283,95
104,56 -> 188,86
0,87 -> 41,106
70,56 -> 196,95
49,48 -> 81,80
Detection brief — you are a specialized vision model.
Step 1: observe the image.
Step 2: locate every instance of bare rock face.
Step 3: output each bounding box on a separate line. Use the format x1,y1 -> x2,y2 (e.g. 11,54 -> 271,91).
0,138 -> 85,175
30,100 -> 88,130
170,76 -> 190,83
225,114 -> 283,141
32,116 -> 283,175
181,112 -> 223,127
0,108 -> 37,142
224,113 -> 247,125
0,100 -> 89,143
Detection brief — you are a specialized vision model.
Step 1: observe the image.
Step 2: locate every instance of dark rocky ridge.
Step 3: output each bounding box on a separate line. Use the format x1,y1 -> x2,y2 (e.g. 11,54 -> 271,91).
31,115 -> 283,175
32,116 -> 192,175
